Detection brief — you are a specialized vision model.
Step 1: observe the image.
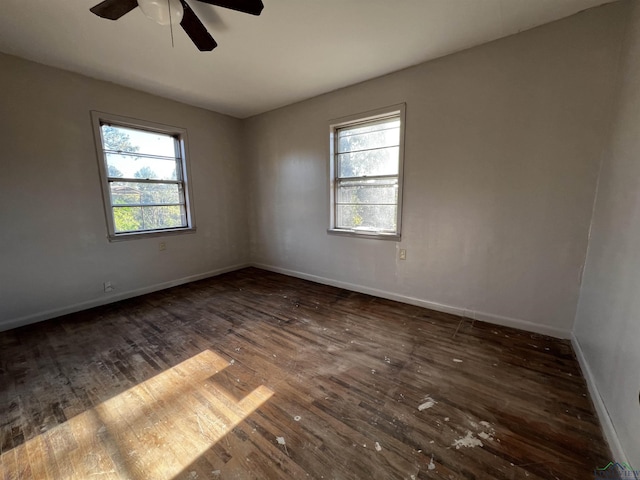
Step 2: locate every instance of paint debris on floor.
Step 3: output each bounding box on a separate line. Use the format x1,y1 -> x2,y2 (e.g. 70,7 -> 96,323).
452,421 -> 496,449
452,431 -> 484,449
418,395 -> 437,411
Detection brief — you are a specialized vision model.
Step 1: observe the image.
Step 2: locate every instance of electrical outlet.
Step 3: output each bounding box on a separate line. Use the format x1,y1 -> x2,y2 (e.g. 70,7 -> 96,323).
159,242 -> 166,251
103,281 -> 114,293
399,249 -> 407,260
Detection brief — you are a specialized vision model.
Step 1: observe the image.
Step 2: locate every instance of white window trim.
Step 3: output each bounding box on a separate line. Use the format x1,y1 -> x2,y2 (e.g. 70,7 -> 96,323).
90,111 -> 197,241
327,103 -> 406,241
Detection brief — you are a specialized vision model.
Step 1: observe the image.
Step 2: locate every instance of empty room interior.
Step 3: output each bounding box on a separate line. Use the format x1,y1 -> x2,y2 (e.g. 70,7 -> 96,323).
1,0 -> 640,478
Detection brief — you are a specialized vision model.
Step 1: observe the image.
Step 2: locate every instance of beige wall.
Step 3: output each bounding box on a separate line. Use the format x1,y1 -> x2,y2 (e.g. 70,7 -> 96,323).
0,53 -> 250,330
0,4 -> 628,337
243,3 -> 627,338
574,0 -> 640,467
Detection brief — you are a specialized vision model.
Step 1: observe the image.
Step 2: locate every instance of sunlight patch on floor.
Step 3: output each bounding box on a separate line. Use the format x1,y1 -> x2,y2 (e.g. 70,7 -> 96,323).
0,350 -> 274,480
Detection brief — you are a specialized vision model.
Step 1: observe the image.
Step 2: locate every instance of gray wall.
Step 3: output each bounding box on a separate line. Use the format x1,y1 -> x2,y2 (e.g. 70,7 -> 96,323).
0,53 -> 250,330
244,3 -> 626,338
574,0 -> 640,467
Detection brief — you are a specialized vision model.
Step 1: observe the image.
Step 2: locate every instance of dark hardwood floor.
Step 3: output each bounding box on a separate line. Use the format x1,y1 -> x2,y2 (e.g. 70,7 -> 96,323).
0,267 -> 610,479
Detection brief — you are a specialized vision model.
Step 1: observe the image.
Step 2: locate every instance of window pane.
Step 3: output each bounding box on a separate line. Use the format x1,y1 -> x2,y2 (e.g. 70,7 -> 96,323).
338,147 -> 399,178
331,110 -> 403,235
337,178 -> 398,205
338,119 -> 400,139
101,124 -> 177,157
95,115 -> 194,237
110,182 -> 183,205
106,153 -> 178,181
336,204 -> 397,232
338,120 -> 400,153
113,205 -> 187,233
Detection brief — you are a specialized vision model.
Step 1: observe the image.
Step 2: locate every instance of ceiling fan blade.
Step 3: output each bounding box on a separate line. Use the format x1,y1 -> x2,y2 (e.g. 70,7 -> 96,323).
198,0 -> 264,16
90,0 -> 138,20
180,0 -> 218,51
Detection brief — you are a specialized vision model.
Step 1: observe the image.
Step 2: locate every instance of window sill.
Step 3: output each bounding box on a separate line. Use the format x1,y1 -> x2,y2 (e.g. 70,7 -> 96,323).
327,228 -> 400,241
108,227 -> 197,242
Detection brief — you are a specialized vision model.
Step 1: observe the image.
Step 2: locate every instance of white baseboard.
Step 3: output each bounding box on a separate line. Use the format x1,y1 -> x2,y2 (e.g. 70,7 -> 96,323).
1,261 -> 572,340
0,263 -> 250,332
571,334 -> 630,466
252,263 -> 571,339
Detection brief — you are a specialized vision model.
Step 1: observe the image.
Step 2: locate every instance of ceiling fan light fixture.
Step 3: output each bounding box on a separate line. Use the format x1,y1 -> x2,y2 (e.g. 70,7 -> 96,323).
137,0 -> 183,26
90,0 -> 264,51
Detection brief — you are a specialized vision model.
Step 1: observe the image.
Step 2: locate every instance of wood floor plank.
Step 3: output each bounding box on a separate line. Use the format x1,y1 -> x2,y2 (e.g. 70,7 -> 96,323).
0,267 -> 611,479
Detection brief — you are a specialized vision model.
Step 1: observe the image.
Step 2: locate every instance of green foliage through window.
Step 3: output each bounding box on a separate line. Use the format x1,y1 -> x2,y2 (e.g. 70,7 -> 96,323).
97,120 -> 189,235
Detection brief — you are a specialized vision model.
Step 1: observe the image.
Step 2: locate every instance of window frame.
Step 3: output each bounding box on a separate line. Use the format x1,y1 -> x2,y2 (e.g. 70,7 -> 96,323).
91,111 -> 196,241
328,103 -> 406,240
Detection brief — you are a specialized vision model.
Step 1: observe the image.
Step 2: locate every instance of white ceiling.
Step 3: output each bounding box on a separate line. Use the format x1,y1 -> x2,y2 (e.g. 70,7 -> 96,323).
0,0 -> 616,118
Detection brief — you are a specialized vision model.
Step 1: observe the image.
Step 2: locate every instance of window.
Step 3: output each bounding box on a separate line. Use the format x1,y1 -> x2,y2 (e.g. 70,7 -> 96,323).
91,112 -> 195,240
329,104 -> 405,239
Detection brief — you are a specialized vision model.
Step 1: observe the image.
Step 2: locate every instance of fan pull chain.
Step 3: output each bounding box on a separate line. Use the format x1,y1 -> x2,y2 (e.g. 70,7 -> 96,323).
168,0 -> 175,48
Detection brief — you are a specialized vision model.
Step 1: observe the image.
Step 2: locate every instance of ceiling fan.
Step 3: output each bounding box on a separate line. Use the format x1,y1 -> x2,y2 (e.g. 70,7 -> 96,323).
90,0 -> 264,51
